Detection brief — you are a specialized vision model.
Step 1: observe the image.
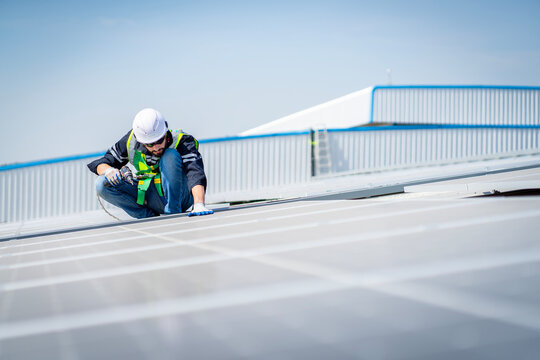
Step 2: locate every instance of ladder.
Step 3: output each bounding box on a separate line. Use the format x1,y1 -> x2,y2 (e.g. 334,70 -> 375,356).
312,126 -> 332,177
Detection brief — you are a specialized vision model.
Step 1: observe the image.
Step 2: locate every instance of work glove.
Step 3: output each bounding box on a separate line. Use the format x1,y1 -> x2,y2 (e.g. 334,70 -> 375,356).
104,167 -> 122,186
188,202 -> 214,216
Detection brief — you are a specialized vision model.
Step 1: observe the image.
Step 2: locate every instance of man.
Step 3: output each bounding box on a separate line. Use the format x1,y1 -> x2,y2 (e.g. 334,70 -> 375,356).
87,108 -> 213,218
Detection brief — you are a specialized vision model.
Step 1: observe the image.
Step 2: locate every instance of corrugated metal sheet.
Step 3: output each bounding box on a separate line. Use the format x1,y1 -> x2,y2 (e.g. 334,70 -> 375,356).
200,134 -> 311,194
373,86 -> 540,126
0,159 -> 104,223
2,126 -> 539,223
0,135 -> 311,223
327,127 -> 540,174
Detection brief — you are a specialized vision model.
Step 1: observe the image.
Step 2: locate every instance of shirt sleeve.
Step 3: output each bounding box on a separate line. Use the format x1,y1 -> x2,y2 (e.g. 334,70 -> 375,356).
87,131 -> 131,175
177,133 -> 208,190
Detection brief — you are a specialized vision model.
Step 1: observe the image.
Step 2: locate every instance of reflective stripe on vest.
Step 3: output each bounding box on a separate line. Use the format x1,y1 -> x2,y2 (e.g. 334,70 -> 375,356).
126,129 -> 185,205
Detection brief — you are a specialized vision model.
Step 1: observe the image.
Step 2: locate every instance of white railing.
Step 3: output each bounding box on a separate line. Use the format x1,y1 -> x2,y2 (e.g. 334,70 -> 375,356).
0,133 -> 311,223
1,126 -> 539,223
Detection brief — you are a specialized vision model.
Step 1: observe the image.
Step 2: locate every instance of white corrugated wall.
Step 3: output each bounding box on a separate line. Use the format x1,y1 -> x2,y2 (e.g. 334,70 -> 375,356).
2,127 -> 539,223
328,127 -> 540,174
0,134 -> 311,223
200,134 -> 311,194
0,159 -> 103,223
373,87 -> 540,126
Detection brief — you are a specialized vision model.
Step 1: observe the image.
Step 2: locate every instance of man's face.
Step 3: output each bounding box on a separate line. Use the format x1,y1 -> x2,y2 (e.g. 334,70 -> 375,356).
144,134 -> 167,156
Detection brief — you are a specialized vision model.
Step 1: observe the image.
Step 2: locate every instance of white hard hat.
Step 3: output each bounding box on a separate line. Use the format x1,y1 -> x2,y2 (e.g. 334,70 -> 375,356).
132,108 -> 168,144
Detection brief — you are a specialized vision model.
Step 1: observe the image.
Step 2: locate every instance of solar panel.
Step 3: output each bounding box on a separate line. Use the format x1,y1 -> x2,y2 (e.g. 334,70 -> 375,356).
2,193 -> 540,359
405,167 -> 540,195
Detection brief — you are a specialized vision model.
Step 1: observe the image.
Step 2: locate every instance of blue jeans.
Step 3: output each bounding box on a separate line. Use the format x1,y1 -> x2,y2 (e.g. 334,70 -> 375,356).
96,149 -> 194,219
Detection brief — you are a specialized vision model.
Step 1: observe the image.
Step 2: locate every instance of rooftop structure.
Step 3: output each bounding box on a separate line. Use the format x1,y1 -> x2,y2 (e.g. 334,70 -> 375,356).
2,84 -> 540,358
242,85 -> 540,135
1,85 -> 539,226
1,164 -> 540,359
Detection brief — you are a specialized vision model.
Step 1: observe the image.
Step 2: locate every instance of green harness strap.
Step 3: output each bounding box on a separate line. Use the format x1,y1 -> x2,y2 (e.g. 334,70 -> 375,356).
127,129 -> 188,206
133,151 -> 164,205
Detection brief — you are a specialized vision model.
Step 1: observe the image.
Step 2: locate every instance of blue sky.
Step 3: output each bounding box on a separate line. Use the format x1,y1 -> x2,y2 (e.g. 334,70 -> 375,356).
1,0 -> 540,164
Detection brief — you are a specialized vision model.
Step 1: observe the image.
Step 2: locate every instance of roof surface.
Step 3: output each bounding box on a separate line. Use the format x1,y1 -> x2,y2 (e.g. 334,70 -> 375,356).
1,166 -> 540,358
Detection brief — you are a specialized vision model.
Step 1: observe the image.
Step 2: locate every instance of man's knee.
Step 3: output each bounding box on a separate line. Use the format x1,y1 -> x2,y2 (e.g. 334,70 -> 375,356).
160,149 -> 183,173
161,148 -> 181,163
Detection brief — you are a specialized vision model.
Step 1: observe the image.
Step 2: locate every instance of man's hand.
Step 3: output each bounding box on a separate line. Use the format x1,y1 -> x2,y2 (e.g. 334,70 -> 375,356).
188,202 -> 214,216
104,167 -> 122,186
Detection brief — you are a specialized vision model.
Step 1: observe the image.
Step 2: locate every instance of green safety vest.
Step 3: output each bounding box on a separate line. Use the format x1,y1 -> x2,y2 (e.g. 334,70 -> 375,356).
126,129 -> 190,206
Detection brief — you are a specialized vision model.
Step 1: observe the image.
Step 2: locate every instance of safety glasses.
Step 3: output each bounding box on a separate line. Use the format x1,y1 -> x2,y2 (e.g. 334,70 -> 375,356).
144,134 -> 167,148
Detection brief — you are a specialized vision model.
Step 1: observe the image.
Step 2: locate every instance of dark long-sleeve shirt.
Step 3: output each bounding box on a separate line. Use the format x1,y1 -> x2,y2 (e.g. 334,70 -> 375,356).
87,130 -> 207,191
